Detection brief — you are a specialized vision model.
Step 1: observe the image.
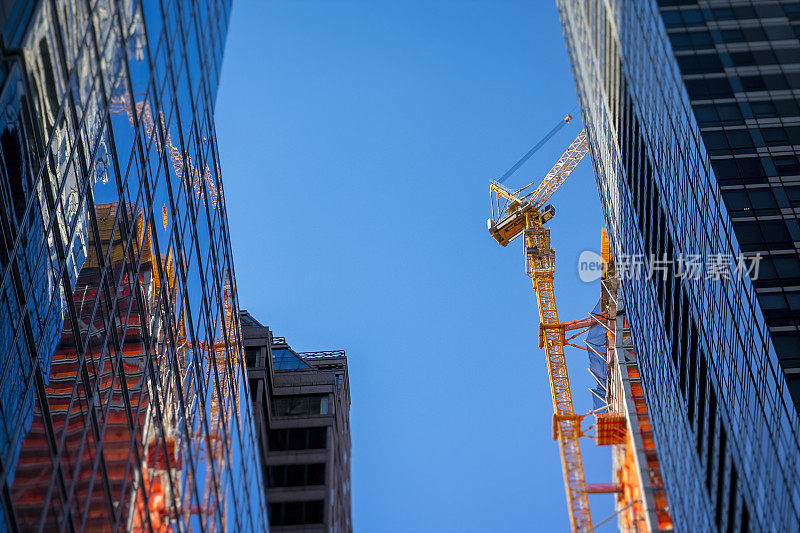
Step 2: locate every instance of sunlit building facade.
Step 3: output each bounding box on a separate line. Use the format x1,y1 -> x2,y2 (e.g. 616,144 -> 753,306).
0,0 -> 266,530
559,0 -> 800,531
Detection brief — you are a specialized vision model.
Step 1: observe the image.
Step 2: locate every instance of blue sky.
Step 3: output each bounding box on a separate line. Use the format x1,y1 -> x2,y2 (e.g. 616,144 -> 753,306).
215,2 -> 613,531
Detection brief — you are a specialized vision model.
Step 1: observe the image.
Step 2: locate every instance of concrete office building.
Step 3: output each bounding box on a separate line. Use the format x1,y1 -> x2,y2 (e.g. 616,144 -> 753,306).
558,0 -> 800,530
241,311 -> 352,532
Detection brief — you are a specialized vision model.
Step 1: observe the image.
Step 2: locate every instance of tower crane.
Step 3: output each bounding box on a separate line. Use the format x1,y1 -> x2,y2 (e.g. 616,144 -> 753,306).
487,116 -> 592,532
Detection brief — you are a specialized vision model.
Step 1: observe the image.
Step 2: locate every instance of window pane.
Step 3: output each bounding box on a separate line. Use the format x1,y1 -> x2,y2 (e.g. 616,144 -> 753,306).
245,347 -> 260,367
272,395 -> 328,416
305,500 -> 324,524
268,501 -> 324,526
308,427 -> 327,449
268,427 -> 328,451
267,463 -> 326,487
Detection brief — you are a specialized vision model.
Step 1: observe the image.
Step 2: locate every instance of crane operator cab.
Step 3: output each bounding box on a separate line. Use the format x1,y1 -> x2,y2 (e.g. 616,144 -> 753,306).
487,202 -> 557,247
541,204 -> 556,223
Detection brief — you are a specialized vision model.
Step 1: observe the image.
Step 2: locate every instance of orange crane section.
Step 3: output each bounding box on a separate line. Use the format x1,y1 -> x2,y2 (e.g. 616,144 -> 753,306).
487,125 -> 591,532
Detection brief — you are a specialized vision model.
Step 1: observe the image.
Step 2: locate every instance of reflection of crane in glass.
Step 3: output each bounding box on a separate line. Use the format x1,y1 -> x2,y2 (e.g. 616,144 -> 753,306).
109,92 -> 222,209
162,277 -> 240,531
125,214 -> 237,531
487,115 -> 593,532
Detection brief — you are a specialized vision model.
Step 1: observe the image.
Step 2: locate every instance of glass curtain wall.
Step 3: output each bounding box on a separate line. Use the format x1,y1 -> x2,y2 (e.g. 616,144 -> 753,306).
0,0 -> 266,530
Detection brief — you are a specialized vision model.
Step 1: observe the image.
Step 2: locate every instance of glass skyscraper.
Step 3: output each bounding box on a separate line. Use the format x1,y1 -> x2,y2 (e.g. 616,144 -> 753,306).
558,0 -> 800,530
0,0 -> 266,530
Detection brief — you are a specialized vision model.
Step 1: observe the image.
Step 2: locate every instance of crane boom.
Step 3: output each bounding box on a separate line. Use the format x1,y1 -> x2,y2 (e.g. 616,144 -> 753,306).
487,126 -> 593,532
531,130 -> 589,209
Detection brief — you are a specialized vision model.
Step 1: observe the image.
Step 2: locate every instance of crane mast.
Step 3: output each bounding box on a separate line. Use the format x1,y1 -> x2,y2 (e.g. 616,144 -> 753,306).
488,129 -> 592,532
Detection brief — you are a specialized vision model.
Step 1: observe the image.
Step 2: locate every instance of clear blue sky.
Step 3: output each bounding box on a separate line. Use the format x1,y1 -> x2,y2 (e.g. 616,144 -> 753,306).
215,2 -> 614,531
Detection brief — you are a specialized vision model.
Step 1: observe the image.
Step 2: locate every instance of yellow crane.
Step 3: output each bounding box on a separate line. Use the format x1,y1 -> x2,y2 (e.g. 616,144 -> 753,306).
487,116 -> 591,532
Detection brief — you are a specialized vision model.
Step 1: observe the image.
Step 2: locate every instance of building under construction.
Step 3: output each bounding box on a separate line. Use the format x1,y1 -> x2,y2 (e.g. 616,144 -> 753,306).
593,230 -> 672,532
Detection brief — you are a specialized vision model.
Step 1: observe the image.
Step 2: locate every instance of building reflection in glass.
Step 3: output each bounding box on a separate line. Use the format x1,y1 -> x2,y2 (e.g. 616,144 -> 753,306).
0,0 -> 265,530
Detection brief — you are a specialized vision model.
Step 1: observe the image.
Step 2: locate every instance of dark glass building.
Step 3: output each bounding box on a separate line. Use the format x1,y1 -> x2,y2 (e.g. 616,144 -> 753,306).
241,311 -> 352,533
558,0 -> 800,530
0,0 -> 266,530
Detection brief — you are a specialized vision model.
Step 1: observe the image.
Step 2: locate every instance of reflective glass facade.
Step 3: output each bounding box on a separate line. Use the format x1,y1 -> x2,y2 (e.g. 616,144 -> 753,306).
0,0 -> 266,530
558,0 -> 800,530
660,0 -> 800,410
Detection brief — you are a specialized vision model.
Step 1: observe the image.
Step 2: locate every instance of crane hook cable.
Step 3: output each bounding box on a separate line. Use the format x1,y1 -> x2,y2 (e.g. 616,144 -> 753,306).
497,106 -> 579,185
